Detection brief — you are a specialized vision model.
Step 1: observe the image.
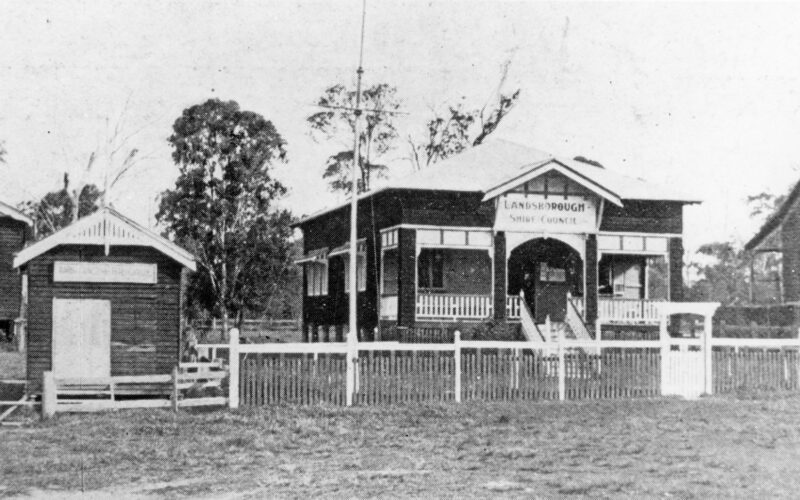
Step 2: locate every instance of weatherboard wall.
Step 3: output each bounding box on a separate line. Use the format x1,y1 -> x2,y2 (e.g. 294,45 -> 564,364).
297,189 -> 687,331
24,245 -> 183,390
0,217 -> 27,321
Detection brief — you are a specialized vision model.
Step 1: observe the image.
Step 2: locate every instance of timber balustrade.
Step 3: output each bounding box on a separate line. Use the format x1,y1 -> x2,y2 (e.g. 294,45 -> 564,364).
416,294 -> 492,320
408,293 -> 666,323
572,297 -> 665,324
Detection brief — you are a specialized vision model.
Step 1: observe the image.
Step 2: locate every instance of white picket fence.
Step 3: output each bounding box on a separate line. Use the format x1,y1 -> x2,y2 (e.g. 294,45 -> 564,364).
190,302 -> 800,406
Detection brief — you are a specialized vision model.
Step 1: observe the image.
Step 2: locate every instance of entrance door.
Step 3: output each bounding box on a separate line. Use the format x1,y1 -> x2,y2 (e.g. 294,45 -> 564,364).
52,299 -> 111,379
534,263 -> 570,322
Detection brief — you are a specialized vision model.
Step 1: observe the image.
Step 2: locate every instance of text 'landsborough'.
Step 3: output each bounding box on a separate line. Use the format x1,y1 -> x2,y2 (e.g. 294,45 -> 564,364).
495,194 -> 597,233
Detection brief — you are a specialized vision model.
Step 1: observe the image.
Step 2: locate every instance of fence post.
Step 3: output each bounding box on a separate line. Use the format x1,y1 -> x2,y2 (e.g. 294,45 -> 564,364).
659,313 -> 669,395
171,366 -> 180,413
228,328 -> 240,409
703,313 -> 713,395
345,327 -> 357,406
557,326 -> 566,401
42,370 -> 56,419
454,330 -> 462,403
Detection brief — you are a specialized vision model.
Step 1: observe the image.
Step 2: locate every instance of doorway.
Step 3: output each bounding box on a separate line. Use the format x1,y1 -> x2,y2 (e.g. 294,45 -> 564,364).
508,238 -> 583,323
52,299 -> 111,379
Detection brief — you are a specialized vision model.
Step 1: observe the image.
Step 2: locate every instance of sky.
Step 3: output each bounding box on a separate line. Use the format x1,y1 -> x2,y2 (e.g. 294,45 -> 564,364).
2,1 -> 800,254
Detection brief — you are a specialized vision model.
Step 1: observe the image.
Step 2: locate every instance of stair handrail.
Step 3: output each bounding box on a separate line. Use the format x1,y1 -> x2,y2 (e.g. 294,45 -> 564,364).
566,292 -> 593,341
519,290 -> 547,343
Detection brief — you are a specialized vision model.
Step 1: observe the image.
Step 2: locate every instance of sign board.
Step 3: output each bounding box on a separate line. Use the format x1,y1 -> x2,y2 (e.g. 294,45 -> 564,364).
54,261 -> 158,284
495,193 -> 598,233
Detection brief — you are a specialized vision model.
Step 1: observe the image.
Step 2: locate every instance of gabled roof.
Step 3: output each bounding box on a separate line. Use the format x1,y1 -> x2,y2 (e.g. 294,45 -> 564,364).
0,200 -> 32,226
13,207 -> 196,270
745,179 -> 800,252
295,138 -> 701,225
481,159 -> 623,206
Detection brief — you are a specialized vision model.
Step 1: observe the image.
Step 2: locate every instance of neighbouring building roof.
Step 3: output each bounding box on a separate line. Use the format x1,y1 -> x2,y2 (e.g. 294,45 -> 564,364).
0,200 -> 33,226
745,178 -> 800,252
296,138 -> 701,225
13,206 -> 196,270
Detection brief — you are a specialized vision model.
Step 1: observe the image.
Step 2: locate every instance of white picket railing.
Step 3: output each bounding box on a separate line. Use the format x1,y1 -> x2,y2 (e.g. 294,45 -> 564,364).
599,298 -> 664,323
506,295 -> 522,319
415,294 -> 492,320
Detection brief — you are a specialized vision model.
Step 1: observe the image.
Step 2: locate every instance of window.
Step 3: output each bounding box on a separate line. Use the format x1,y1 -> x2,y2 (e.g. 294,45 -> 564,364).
344,254 -> 367,293
418,249 -> 444,289
305,261 -> 328,296
382,249 -> 399,295
598,255 -> 644,299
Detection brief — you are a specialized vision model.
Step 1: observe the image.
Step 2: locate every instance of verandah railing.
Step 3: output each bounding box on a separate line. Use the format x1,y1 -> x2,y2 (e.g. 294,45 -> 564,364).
410,294 -> 665,323
416,294 -> 492,320
570,297 -> 665,324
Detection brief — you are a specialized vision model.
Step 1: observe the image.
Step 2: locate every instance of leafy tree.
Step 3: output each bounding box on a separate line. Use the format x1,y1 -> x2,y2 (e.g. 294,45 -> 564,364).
409,66 -> 520,169
685,191 -> 788,305
157,98 -> 293,332
747,191 -> 787,219
308,83 -> 400,194
686,242 -> 749,304
19,173 -> 102,238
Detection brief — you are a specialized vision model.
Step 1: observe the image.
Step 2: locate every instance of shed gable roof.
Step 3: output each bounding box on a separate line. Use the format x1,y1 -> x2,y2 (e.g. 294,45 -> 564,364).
13,207 -> 196,270
745,178 -> 800,252
0,200 -> 32,226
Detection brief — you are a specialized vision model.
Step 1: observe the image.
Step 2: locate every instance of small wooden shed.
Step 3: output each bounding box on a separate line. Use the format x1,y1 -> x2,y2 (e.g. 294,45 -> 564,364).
0,200 -> 32,339
13,207 -> 196,390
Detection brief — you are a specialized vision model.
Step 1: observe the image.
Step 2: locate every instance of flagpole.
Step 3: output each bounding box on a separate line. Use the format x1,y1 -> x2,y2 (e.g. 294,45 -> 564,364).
346,0 -> 367,406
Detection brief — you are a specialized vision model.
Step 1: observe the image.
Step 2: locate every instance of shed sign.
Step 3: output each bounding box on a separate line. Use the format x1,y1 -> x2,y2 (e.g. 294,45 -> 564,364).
53,262 -> 157,284
495,193 -> 598,233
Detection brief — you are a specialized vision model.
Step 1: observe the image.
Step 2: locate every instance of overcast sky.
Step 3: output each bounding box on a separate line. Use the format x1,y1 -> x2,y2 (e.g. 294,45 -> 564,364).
2,1 -> 799,253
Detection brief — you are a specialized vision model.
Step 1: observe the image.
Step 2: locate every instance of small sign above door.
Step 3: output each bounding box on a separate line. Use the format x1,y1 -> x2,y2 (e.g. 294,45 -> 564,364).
495,193 -> 598,233
54,261 -> 158,284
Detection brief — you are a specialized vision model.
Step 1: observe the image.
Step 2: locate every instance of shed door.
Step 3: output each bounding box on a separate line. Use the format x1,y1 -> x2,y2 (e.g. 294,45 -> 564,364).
52,299 -> 111,379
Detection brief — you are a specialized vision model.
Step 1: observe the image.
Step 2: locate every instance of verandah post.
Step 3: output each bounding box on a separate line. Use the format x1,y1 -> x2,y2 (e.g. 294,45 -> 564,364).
454,330 -> 462,403
228,328 -> 240,409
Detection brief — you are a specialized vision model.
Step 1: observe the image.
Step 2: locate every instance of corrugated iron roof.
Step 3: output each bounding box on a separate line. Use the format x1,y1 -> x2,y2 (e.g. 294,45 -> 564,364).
745,179 -> 800,252
0,200 -> 32,226
295,138 -> 701,225
13,206 -> 196,270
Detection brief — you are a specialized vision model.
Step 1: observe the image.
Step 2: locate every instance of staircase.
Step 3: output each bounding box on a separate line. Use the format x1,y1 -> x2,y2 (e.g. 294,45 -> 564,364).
518,291 -> 595,348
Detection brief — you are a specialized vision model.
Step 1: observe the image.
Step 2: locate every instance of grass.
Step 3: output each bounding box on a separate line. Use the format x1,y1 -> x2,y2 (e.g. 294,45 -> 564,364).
3,396 -> 800,498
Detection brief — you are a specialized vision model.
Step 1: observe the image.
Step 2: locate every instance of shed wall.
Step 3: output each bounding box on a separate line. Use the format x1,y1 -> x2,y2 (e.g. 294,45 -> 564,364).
25,245 -> 183,390
0,217 -> 27,320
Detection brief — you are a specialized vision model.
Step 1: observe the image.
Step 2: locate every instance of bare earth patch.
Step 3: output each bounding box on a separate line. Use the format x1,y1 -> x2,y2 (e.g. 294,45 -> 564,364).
2,396 -> 800,498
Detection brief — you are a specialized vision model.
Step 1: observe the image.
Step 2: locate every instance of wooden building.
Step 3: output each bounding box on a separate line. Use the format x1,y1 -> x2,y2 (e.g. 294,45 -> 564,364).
13,207 -> 196,390
745,178 -> 800,303
0,200 -> 32,340
293,139 -> 699,341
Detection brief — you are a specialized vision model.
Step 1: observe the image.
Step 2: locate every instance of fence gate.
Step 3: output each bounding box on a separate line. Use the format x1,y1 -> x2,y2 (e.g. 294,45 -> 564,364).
658,302 -> 720,399
661,345 -> 705,399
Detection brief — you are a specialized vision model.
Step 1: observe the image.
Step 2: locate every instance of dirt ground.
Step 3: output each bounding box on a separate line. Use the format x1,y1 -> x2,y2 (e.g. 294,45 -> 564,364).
3,395 -> 800,498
